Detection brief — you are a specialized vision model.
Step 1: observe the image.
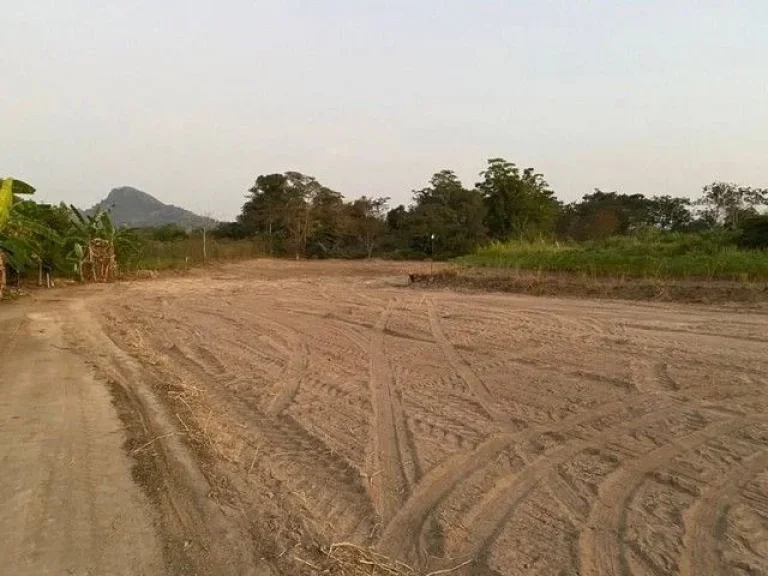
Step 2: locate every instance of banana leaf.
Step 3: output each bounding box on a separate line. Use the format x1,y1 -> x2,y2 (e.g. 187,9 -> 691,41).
0,179 -> 12,229
1,178 -> 36,229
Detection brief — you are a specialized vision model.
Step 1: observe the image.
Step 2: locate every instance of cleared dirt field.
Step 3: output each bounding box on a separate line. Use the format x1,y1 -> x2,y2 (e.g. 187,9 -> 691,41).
5,259 -> 768,575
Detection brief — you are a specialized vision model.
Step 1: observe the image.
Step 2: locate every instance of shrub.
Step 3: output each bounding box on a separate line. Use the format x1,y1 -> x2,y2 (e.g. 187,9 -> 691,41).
738,215 -> 768,249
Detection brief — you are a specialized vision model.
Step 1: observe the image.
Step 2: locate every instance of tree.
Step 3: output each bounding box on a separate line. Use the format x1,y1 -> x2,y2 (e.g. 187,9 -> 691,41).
304,185 -> 345,258
646,196 -> 693,232
347,196 -> 389,258
151,223 -> 188,242
67,206 -> 138,281
238,172 -> 345,258
9,201 -> 74,285
240,173 -> 290,254
386,205 -> 408,231
477,158 -> 559,240
697,182 -> 768,229
397,170 -> 487,258
737,215 -> 768,249
558,191 -> 697,240
212,221 -> 250,239
281,172 -> 334,259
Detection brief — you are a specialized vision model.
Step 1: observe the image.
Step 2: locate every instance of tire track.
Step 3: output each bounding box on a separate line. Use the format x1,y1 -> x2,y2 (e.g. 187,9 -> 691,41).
408,415 -> 482,451
579,415 -> 765,576
184,304 -> 310,415
131,322 -> 376,540
444,398 -> 702,562
629,360 -> 679,393
367,300 -> 417,524
678,448 -> 768,576
74,301 -> 260,574
266,335 -> 309,416
426,299 -> 511,424
377,433 -> 514,557
160,308 -> 287,376
378,395 -> 673,559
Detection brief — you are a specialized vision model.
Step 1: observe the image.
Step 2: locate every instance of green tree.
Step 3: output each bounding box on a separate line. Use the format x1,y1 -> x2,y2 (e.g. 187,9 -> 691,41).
151,223 -> 188,242
737,215 -> 768,249
646,195 -> 693,232
386,205 -> 408,231
477,159 -> 559,239
347,196 -> 389,258
239,173 -> 290,254
403,170 -> 487,258
304,185 -> 345,258
238,172 -> 344,258
557,190 -> 667,240
697,182 -> 768,229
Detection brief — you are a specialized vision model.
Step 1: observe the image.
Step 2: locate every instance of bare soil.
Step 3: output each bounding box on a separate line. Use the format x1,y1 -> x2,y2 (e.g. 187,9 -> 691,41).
3,259 -> 768,575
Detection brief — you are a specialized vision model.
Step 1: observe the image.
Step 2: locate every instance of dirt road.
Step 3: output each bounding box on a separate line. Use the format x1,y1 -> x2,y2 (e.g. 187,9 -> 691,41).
0,298 -> 164,575
2,260 -> 767,575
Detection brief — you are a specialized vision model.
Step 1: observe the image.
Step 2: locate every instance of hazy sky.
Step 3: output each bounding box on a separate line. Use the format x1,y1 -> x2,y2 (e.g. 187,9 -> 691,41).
2,1 -> 767,219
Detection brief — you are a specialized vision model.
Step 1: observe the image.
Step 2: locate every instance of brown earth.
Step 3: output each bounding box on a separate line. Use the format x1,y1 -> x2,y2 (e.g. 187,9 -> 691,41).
2,259 -> 768,575
414,268 -> 768,303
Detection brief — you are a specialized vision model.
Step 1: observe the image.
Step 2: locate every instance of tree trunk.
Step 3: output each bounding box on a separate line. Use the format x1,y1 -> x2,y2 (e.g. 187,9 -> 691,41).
38,261 -> 43,287
267,212 -> 274,256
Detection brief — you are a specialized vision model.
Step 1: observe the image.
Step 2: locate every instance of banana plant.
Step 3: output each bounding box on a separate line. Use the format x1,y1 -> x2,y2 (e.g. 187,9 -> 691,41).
1,203 -> 61,269
65,205 -> 99,281
65,205 -> 139,280
1,178 -> 40,296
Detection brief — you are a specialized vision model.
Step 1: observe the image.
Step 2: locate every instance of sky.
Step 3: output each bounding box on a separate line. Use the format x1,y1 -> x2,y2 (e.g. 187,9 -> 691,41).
2,1 -> 767,220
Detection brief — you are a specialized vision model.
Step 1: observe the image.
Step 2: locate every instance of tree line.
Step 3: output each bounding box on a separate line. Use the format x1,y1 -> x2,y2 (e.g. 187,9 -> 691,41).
215,158 -> 768,258
3,159 -> 766,296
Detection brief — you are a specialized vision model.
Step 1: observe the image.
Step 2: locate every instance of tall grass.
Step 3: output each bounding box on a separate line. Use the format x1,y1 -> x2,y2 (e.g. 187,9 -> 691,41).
458,231 -> 768,280
121,237 -> 267,273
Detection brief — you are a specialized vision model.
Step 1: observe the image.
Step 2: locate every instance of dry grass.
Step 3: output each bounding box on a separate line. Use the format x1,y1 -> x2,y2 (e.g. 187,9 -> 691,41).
107,313 -> 245,464
298,543 -> 472,576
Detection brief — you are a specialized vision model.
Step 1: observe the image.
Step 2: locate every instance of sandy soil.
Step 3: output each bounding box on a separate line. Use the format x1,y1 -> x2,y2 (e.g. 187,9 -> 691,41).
3,259 -> 767,575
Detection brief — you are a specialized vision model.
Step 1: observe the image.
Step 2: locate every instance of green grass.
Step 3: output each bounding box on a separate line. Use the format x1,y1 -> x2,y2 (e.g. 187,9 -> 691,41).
122,237 -> 267,272
457,232 -> 768,281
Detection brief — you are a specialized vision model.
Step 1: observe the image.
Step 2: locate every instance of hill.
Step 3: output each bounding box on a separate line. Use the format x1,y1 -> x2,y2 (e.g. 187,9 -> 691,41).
88,187 -> 215,229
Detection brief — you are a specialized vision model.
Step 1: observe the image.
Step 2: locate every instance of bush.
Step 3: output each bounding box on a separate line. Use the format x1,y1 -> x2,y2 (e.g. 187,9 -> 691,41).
738,216 -> 768,249
151,224 -> 188,242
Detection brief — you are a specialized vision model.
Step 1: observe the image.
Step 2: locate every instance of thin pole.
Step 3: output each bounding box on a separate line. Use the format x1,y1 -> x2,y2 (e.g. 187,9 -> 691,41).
202,227 -> 207,265
430,233 -> 435,277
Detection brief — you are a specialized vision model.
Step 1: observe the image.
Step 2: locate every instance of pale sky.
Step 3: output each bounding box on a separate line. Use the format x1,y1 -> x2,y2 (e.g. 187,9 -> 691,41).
2,1 -> 767,220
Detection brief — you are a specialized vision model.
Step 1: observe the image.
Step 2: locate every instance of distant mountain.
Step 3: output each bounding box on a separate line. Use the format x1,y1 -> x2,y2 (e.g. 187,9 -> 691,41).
88,187 -> 215,230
